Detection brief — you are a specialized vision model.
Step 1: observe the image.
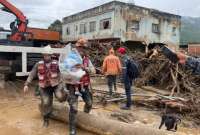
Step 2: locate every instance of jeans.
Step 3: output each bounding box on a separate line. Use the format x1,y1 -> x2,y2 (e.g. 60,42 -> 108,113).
107,75 -> 117,95
123,73 -> 133,107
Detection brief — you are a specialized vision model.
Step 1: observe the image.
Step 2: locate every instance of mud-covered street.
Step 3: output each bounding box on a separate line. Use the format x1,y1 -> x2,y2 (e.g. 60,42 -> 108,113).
0,82 -> 94,135
0,81 -> 199,135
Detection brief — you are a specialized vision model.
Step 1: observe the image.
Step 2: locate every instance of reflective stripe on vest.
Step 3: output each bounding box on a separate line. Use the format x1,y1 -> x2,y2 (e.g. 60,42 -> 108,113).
37,60 -> 59,88
80,57 -> 90,86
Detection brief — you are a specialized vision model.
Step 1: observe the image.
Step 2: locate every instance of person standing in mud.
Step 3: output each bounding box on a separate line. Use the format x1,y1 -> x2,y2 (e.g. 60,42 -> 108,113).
65,38 -> 95,135
117,47 -> 135,110
102,48 -> 122,96
23,45 -> 67,127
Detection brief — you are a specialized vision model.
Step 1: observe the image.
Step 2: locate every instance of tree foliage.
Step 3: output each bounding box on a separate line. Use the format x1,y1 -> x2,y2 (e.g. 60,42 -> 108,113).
48,20 -> 62,34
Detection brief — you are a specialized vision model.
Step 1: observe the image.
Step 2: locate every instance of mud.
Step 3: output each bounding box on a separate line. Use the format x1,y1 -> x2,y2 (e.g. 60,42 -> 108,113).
0,81 -> 199,135
0,82 -> 94,135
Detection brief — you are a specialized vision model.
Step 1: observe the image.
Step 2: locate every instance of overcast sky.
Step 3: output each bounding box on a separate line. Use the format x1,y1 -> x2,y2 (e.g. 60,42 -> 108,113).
0,0 -> 199,29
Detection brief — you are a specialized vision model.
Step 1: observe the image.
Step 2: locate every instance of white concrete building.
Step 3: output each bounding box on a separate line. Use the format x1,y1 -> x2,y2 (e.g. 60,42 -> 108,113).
62,1 -> 181,46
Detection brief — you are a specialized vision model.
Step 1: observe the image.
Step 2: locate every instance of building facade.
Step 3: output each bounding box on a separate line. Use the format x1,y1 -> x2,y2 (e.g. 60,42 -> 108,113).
188,43 -> 200,56
62,1 -> 181,46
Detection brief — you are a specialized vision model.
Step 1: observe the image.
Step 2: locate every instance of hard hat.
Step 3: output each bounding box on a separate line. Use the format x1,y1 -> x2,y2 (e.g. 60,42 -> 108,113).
117,47 -> 126,55
43,45 -> 53,54
76,38 -> 88,47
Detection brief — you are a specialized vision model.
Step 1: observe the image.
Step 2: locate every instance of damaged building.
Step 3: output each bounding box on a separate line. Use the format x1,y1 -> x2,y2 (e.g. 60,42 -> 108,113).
62,1 -> 181,50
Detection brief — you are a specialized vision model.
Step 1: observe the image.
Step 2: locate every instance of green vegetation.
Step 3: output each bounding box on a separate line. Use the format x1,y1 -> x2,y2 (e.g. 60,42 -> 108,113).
181,17 -> 200,45
48,20 -> 62,34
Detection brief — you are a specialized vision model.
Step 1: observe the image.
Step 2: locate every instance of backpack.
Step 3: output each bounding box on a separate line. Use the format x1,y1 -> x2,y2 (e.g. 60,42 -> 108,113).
126,59 -> 140,80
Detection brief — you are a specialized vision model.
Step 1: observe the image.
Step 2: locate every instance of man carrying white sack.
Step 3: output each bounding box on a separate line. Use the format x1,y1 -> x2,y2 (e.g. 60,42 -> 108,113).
62,38 -> 95,135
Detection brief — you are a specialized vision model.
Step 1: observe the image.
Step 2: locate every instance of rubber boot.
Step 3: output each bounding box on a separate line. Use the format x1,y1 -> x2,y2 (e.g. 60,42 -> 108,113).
43,115 -> 49,128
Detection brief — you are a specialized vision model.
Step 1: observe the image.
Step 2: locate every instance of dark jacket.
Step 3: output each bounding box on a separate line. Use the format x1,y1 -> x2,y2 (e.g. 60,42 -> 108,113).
186,57 -> 200,75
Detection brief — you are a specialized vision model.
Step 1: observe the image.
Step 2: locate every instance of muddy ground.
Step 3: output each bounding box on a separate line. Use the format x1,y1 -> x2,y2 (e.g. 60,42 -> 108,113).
0,80 -> 199,135
0,81 -> 94,135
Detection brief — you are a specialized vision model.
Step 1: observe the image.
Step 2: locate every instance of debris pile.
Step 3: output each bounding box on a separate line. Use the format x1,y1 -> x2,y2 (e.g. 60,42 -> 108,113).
132,50 -> 200,124
86,42 -> 114,67
87,42 -> 200,124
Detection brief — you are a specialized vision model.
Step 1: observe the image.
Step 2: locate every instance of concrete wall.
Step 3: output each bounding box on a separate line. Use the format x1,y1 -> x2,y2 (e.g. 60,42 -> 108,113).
62,11 -> 115,42
114,5 -> 180,45
62,1 -> 181,46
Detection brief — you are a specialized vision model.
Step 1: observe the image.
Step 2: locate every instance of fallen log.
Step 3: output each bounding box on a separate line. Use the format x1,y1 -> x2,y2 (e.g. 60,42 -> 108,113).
141,86 -> 170,95
39,103 -> 178,135
156,95 -> 187,102
104,94 -> 155,103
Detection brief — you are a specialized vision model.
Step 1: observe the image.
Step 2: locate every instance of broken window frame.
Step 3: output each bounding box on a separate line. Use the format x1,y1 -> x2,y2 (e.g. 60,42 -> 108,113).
128,20 -> 140,31
66,27 -> 70,35
172,27 -> 177,36
100,18 -> 111,30
152,23 -> 160,34
89,21 -> 96,32
80,23 -> 87,34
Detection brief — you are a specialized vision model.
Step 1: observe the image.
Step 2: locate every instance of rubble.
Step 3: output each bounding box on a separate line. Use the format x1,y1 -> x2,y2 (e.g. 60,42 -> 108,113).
131,50 -> 200,124
86,42 -> 200,124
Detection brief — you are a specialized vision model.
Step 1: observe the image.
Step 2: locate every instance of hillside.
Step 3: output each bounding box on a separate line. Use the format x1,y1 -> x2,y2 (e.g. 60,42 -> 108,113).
181,16 -> 200,45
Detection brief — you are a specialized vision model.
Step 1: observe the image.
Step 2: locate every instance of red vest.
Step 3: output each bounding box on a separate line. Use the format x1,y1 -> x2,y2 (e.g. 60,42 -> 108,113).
80,56 -> 90,86
37,60 -> 59,88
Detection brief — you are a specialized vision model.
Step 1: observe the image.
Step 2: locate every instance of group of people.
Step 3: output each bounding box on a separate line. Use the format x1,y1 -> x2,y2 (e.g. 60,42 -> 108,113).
24,38 -> 94,135
23,37 -> 200,135
102,47 -> 134,110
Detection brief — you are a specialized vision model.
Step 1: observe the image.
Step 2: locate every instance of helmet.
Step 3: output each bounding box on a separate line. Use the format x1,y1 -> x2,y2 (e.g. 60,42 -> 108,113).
117,47 -> 126,55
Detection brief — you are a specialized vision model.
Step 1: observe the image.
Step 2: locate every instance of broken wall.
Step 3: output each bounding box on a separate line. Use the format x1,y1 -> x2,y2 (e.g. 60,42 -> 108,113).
114,4 -> 181,46
62,1 -> 181,48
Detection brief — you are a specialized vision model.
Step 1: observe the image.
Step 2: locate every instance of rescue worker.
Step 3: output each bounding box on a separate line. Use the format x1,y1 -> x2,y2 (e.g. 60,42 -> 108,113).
23,45 -> 67,127
66,38 -> 95,135
117,47 -> 133,110
158,44 -> 200,75
177,52 -> 200,75
102,48 -> 122,96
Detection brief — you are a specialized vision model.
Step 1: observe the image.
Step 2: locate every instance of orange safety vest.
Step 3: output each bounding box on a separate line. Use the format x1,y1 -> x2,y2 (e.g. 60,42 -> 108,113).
37,60 -> 59,88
